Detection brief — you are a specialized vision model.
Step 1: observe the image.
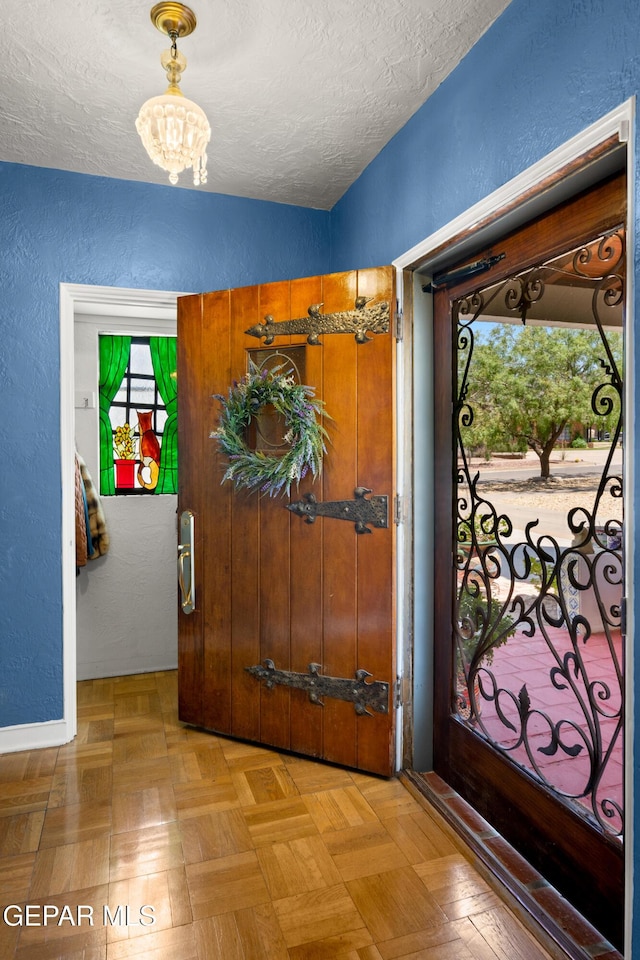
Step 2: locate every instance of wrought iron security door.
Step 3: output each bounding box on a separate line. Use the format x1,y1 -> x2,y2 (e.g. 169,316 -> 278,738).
454,228 -> 624,839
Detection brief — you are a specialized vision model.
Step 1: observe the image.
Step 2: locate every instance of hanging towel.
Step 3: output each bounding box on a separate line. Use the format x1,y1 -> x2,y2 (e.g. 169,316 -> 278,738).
77,452 -> 110,558
74,454 -> 88,568
81,474 -> 97,560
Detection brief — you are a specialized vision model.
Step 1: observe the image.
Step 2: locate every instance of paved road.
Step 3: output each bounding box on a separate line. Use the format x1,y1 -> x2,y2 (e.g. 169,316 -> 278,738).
479,500 -> 578,545
473,448 -> 622,485
467,449 -> 622,544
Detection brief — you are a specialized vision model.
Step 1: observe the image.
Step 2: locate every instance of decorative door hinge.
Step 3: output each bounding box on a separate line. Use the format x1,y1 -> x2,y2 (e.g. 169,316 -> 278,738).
286,487 -> 388,534
395,303 -> 403,341
393,494 -> 403,525
245,298 -> 390,346
246,659 -> 390,716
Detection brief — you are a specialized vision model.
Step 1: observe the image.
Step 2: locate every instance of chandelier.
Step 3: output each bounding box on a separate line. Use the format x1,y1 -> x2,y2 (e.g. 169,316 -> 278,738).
136,2 -> 211,186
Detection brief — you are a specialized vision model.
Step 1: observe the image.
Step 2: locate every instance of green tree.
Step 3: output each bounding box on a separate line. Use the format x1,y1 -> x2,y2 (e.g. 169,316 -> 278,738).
459,325 -> 621,478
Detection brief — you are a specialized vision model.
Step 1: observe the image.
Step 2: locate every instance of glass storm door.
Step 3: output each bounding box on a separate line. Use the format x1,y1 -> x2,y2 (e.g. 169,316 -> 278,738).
177,268 -> 397,777
433,173 -> 626,947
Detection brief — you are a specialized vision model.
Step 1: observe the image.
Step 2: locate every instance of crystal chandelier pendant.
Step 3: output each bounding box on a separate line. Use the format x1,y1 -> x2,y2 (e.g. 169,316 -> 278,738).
136,3 -> 211,187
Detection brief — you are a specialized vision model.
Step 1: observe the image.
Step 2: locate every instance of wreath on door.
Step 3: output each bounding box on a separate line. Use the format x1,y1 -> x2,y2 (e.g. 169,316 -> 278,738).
211,360 -> 330,497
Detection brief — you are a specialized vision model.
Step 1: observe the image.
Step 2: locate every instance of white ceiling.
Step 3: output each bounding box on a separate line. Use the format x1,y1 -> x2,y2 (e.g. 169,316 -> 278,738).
2,0 -> 511,210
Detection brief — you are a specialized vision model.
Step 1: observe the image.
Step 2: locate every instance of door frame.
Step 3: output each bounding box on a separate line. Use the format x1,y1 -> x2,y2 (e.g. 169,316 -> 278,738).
393,98 -> 635,952
58,283 -> 189,750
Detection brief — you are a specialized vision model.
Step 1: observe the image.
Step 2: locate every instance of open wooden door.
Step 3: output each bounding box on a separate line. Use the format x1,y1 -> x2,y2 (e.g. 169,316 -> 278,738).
177,268 -> 396,776
433,174 -> 625,947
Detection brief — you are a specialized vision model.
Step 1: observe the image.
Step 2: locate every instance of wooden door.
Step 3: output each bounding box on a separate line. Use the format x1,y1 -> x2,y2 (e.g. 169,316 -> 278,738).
177,268 -> 396,776
433,174 -> 626,947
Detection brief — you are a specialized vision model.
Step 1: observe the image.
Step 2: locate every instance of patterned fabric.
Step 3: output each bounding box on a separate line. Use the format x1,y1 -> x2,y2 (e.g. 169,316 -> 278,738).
74,455 -> 88,568
76,452 -> 110,559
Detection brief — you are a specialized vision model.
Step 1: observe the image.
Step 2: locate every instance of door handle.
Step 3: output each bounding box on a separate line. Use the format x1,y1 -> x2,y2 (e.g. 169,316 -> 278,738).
178,510 -> 196,614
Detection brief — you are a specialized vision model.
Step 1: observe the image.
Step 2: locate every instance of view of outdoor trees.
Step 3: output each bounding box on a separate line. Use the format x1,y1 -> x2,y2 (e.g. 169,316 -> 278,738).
461,325 -> 622,476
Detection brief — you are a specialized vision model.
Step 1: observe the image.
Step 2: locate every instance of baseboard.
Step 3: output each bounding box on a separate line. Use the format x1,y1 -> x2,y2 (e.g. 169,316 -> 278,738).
76,660 -> 178,681
0,718 -> 73,755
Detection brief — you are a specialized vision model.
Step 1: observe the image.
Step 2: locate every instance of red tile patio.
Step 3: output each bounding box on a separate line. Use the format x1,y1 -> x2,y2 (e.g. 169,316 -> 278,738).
465,620 -> 623,838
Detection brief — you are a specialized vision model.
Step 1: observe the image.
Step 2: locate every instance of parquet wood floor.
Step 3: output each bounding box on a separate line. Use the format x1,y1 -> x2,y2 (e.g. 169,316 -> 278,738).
0,671 -> 554,960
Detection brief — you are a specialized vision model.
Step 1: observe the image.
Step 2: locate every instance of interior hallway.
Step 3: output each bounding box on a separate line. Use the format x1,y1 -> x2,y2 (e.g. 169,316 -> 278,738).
0,670 -> 554,959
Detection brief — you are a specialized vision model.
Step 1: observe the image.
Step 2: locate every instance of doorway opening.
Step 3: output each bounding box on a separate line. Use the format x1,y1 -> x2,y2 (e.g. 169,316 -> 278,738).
60,284 -> 187,739
395,102 -> 633,957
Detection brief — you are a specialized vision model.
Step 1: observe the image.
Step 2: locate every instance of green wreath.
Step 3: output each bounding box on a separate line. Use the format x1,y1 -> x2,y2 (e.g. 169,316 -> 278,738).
211,360 -> 330,497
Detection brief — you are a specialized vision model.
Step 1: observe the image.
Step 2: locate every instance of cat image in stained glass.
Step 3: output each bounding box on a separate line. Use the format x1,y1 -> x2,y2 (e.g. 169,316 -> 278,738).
136,410 -> 161,490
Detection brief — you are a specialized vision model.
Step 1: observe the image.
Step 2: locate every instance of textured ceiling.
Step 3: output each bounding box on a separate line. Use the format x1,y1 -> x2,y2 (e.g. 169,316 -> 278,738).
2,0 -> 511,209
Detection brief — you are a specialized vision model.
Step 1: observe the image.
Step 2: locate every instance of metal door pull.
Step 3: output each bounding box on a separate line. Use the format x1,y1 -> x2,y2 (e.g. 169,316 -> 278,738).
178,510 -> 195,614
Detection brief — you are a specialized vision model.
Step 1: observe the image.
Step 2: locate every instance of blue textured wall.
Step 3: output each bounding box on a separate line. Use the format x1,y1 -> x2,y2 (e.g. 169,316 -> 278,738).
330,0 -> 637,269
0,162 -> 330,727
330,0 -> 639,950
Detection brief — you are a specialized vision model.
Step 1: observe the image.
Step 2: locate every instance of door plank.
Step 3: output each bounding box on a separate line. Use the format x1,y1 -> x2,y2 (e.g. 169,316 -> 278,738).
289,275 -> 325,759
228,283 -> 263,742
321,271 -> 360,769
202,289 -> 234,734
255,281 -> 293,750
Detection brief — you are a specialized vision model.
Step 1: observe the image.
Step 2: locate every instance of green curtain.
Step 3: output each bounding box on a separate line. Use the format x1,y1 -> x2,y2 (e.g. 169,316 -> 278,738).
98,335 -> 131,495
150,336 -> 178,494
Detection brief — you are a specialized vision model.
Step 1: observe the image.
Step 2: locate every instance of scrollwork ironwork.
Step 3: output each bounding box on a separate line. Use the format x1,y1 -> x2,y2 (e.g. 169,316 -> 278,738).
453,228 -> 624,839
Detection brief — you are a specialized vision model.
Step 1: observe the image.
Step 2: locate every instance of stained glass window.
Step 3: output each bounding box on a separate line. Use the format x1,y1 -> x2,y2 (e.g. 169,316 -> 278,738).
98,335 -> 178,495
